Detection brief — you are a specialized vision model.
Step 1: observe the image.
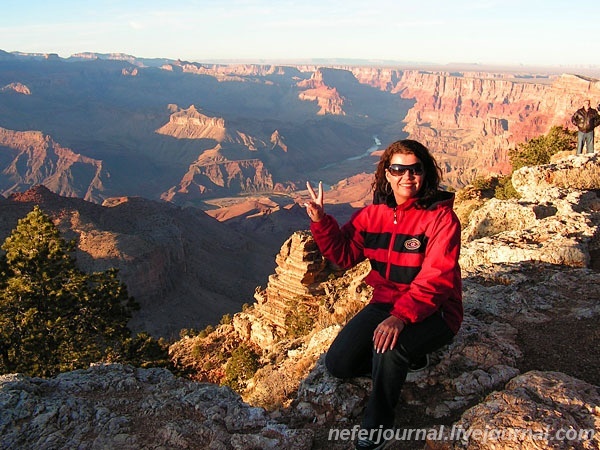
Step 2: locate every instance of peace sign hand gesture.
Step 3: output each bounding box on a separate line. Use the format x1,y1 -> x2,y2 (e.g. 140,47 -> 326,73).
305,181 -> 325,222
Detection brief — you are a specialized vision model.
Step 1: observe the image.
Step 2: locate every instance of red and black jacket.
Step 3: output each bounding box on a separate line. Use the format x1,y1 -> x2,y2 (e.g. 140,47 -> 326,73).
310,190 -> 463,334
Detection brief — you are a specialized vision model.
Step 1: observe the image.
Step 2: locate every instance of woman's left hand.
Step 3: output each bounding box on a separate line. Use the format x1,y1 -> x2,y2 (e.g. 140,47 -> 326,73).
373,316 -> 406,353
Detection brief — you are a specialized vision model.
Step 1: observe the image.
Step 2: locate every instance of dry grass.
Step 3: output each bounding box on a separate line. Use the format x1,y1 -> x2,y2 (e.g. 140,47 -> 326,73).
551,165 -> 600,190
245,356 -> 317,409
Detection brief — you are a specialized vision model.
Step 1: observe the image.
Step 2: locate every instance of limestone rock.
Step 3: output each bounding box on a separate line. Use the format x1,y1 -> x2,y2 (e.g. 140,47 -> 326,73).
1,82 -> 31,94
512,153 -> 600,195
294,355 -> 372,425
460,155 -> 600,269
0,364 -> 313,450
429,371 -> 600,449
252,231 -> 330,337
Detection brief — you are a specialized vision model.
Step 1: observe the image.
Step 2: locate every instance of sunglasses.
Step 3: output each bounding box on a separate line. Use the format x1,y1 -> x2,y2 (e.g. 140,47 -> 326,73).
387,163 -> 424,177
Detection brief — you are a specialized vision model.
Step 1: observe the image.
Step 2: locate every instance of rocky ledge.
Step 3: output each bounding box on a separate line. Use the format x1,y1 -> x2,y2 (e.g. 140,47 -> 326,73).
0,363 -> 313,450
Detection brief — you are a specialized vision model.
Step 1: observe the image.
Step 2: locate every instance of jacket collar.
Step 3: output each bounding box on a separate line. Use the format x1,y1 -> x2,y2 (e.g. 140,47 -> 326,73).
373,190 -> 455,210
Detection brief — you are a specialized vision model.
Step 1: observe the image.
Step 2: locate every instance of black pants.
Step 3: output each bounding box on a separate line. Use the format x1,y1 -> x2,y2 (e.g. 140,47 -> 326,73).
325,303 -> 454,429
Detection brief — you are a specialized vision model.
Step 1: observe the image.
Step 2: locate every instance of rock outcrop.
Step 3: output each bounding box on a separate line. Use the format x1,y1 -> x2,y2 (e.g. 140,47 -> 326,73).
461,154 -> 600,269
0,127 -> 106,202
0,364 -> 313,450
238,231 -> 330,345
297,69 -> 346,116
1,82 -> 31,94
430,371 -> 599,449
5,55 -> 600,206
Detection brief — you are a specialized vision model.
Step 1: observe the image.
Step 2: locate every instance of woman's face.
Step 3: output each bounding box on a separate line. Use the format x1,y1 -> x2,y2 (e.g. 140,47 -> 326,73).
385,152 -> 423,205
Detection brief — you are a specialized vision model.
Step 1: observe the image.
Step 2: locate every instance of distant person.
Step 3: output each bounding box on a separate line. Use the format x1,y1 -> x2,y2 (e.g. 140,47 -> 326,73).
304,139 -> 462,450
571,99 -> 599,154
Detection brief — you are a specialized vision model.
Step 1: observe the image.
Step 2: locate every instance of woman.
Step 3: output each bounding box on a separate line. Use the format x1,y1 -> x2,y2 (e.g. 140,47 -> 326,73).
305,139 -> 462,450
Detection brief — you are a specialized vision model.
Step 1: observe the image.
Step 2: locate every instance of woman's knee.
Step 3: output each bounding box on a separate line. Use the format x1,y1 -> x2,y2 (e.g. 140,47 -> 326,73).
325,349 -> 349,378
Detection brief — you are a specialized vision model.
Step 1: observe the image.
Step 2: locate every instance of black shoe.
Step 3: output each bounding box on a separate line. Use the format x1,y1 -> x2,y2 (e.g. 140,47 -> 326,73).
408,353 -> 429,372
355,437 -> 388,450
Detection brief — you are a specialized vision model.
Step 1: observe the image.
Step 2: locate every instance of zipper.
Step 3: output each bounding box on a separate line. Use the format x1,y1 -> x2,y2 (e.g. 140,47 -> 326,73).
386,206 -> 398,279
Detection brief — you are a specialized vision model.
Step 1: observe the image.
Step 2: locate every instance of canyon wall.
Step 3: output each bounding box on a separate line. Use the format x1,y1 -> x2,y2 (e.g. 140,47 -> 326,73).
3,54 -> 600,204
0,127 -> 106,202
351,68 -> 600,185
154,65 -> 600,190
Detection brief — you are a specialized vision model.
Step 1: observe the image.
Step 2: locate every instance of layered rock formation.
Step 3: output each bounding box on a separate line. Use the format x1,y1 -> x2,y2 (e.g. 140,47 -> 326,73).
297,69 -> 346,115
163,60 -> 300,82
239,231 -> 330,345
161,153 -> 276,202
153,66 -> 600,200
156,104 -> 280,151
156,105 -> 231,141
5,53 -> 599,208
350,68 -> 600,186
0,127 -> 106,202
0,82 -> 31,94
155,104 -> 293,201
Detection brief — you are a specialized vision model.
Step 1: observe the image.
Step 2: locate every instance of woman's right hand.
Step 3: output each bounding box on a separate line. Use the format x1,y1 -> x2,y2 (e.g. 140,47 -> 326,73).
305,181 -> 325,222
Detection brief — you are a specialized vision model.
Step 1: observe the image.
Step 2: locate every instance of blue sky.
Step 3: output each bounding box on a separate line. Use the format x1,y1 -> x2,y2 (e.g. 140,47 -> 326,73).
1,0 -> 598,67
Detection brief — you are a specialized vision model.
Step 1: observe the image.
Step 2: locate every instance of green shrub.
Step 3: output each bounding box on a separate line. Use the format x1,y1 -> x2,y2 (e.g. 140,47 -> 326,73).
284,298 -> 316,338
220,314 -> 232,325
509,126 -> 576,171
471,176 -> 496,192
494,175 -> 520,200
116,332 -> 171,369
198,324 -> 215,339
179,328 -> 200,338
223,343 -> 260,390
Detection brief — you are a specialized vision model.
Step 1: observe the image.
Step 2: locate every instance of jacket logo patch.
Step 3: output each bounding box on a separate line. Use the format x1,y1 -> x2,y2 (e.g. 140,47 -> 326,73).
404,238 -> 421,250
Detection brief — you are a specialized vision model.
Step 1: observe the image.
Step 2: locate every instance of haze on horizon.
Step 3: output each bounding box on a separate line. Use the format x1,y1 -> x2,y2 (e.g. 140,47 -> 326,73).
1,0 -> 599,69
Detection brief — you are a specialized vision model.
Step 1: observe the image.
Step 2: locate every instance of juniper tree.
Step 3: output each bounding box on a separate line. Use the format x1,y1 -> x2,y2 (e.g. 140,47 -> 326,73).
0,206 -> 138,376
509,126 -> 576,171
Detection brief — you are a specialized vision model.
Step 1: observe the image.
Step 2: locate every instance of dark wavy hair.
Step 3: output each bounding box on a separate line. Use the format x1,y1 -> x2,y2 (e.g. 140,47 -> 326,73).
372,139 -> 443,208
